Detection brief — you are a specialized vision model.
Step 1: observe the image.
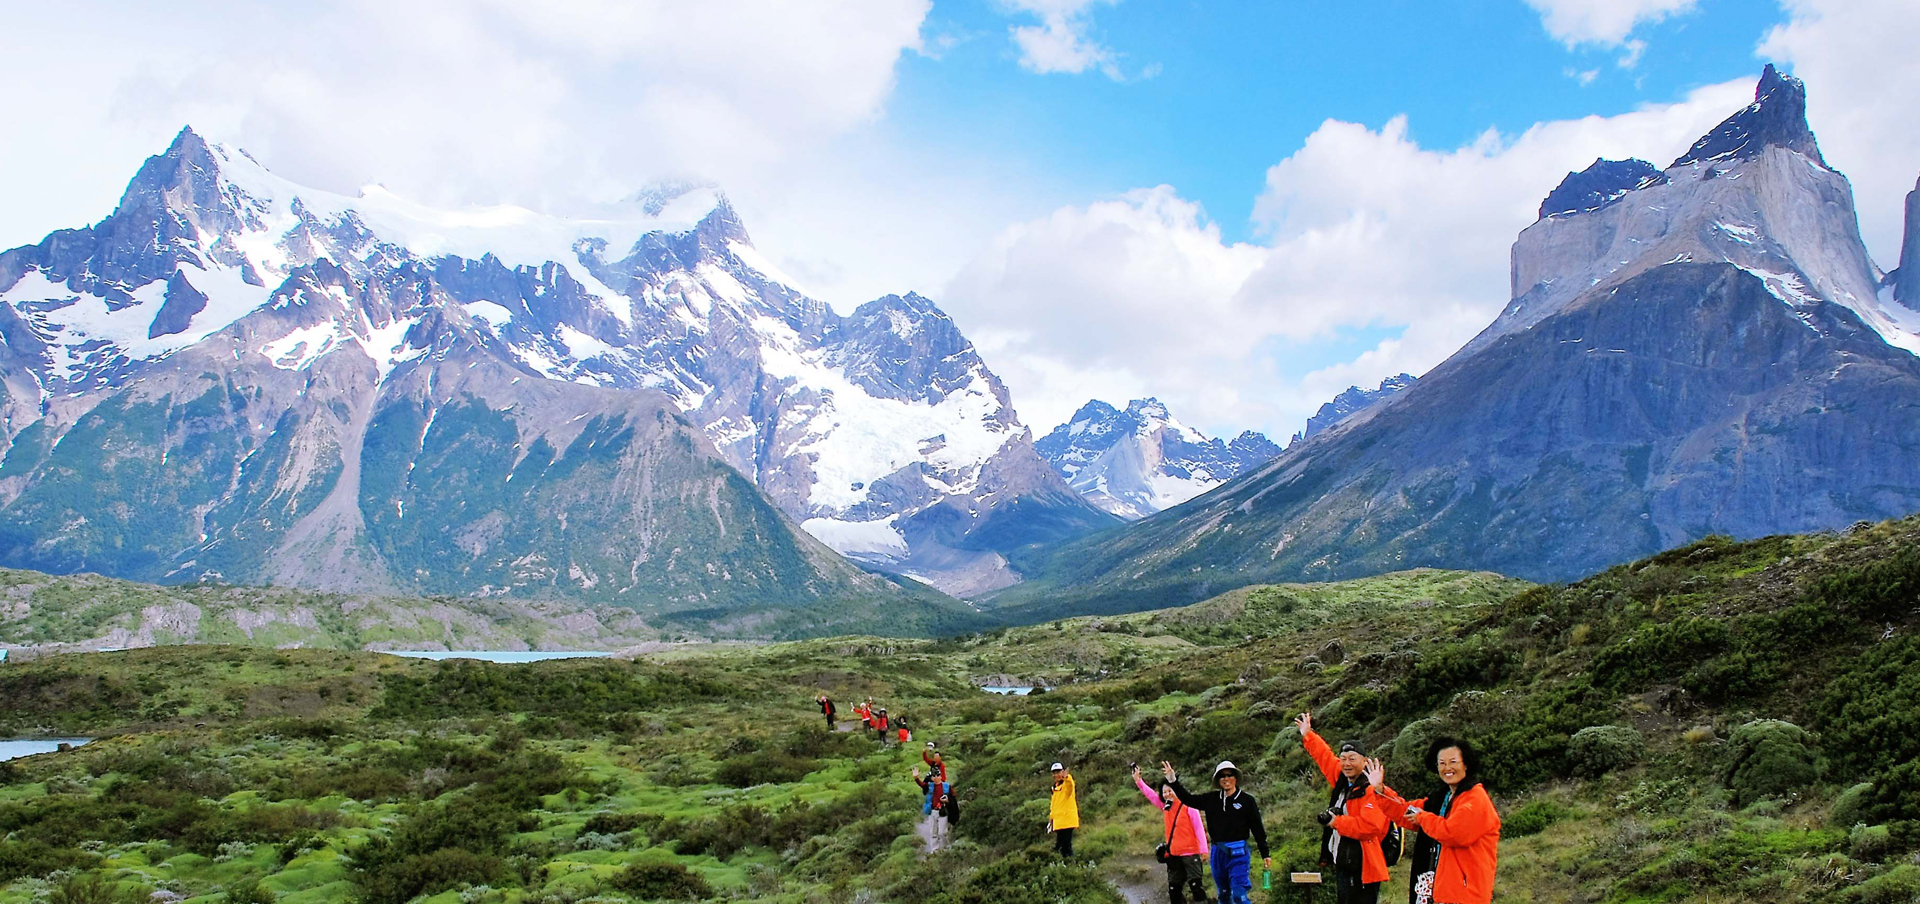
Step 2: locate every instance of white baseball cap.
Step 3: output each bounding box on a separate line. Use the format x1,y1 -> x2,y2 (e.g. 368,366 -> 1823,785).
1050,762 -> 1065,771
1212,761 -> 1239,779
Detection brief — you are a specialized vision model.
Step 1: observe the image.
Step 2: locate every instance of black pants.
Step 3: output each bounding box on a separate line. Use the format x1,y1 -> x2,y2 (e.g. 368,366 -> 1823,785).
823,712 -> 834,729
1055,827 -> 1075,858
1334,868 -> 1380,904
1167,853 -> 1209,903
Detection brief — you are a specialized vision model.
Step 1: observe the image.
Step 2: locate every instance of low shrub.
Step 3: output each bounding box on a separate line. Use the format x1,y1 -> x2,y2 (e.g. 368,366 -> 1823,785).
1503,799 -> 1569,838
1833,782 -> 1876,828
1724,719 -> 1822,805
1567,725 -> 1645,778
611,862 -> 712,901
224,877 -> 277,904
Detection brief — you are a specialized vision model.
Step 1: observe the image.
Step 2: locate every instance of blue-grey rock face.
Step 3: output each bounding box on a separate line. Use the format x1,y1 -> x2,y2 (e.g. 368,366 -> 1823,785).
1036,398 -> 1279,519
1671,64 -> 1825,169
1539,159 -> 1665,219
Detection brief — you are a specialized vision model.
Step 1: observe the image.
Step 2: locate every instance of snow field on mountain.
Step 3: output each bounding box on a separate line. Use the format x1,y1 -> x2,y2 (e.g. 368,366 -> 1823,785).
751,314 -> 1017,513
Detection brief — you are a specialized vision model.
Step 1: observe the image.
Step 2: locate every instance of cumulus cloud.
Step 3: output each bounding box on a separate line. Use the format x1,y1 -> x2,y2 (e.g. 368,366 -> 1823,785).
0,0 -> 935,302
944,80 -> 1754,438
1001,0 -> 1122,79
1523,0 -> 1700,48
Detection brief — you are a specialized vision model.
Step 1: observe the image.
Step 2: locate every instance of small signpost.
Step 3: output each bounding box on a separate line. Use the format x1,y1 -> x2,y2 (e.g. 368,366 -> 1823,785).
1286,871 -> 1323,903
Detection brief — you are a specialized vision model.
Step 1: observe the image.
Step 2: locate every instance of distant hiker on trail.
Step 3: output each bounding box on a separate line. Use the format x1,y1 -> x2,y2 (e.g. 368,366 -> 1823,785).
875,707 -> 891,742
1048,762 -> 1079,858
1134,763 -> 1211,904
817,695 -> 836,730
1296,713 -> 1392,904
896,715 -> 911,745
856,698 -> 874,730
1162,760 -> 1269,904
1376,738 -> 1500,904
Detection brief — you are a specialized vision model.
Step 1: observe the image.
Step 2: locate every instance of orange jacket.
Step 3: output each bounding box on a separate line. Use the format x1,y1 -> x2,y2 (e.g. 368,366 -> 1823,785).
1303,731 -> 1391,884
1388,783 -> 1500,904
1136,775 -> 1209,856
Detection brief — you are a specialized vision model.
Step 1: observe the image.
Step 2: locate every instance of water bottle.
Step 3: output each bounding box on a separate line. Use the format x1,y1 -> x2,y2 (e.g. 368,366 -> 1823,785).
1262,869 -> 1271,890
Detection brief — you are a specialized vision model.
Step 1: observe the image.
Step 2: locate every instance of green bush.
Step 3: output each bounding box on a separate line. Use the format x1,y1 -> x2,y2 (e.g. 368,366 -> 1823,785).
1840,864 -> 1920,904
1502,799 -> 1568,838
920,850 -> 1123,904
224,877 -> 277,904
1850,824 -> 1895,862
611,862 -> 713,900
1382,718 -> 1444,770
1724,719 -> 1822,805
713,750 -> 817,788
1833,782 -> 1876,828
1567,725 -> 1645,778
0,839 -> 100,883
47,875 -> 149,904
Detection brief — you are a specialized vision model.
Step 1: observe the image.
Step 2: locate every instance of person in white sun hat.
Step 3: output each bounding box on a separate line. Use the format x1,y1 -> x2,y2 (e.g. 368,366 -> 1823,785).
1048,761 -> 1080,858
1162,759 -> 1269,904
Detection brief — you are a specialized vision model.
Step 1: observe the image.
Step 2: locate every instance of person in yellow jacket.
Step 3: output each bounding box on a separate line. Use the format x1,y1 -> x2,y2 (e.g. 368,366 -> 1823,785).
1048,762 -> 1080,858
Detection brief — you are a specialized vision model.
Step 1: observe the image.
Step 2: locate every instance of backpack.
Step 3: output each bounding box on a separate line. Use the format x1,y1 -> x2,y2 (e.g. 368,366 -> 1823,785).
942,788 -> 961,826
1381,822 -> 1404,866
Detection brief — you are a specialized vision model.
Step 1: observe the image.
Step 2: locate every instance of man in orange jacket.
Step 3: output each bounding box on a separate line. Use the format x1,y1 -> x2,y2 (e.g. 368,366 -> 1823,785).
1296,713 -> 1391,904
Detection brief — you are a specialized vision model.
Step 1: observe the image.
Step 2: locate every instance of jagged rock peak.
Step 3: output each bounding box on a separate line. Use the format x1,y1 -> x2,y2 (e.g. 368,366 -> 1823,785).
1539,158 -> 1665,219
1289,373 -> 1417,447
1671,64 -> 1824,170
1895,175 -> 1920,305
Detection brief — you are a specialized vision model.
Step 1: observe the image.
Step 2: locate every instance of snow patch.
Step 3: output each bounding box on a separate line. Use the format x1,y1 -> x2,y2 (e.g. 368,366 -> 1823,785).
801,515 -> 909,559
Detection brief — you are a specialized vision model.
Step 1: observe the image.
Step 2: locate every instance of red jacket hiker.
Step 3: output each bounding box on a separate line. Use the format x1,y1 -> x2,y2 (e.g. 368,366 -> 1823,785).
1303,730 -> 1392,885
1382,783 -> 1501,904
923,747 -> 948,783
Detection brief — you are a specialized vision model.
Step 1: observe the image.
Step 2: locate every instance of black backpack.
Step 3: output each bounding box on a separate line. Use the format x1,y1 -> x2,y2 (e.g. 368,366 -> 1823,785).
942,788 -> 961,826
1381,822 -> 1404,866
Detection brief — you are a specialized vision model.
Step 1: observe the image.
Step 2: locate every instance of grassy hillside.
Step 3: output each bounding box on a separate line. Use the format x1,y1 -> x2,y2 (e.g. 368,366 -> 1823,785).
2,517 -> 1917,903
0,565 -> 984,656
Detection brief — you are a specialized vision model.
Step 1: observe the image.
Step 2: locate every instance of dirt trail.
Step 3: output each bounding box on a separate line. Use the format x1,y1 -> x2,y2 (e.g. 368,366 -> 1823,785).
916,812 -> 950,856
1110,853 -> 1164,904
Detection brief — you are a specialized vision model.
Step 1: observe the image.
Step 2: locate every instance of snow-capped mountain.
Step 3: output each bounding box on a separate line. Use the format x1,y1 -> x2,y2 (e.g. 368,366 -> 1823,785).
0,126 -> 1091,625
1287,374 -> 1416,448
989,66 -> 1920,620
1035,399 -> 1279,520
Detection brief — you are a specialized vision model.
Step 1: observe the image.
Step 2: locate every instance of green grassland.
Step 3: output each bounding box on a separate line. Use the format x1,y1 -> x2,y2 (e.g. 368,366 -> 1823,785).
2,518 -> 1918,903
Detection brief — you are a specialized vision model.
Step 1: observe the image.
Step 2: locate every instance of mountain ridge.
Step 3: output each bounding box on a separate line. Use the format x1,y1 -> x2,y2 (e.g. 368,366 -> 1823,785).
986,66 -> 1920,621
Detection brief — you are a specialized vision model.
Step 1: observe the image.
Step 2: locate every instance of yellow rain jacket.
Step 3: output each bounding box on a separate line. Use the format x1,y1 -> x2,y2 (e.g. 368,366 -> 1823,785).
1049,773 -> 1080,830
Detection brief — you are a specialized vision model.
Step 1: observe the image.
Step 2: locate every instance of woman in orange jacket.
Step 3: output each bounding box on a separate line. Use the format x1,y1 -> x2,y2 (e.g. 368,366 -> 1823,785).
1374,738 -> 1499,904
1295,713 -> 1391,904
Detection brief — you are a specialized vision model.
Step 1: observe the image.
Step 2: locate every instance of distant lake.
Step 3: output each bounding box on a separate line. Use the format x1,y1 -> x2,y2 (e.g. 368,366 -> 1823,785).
383,651 -> 613,663
0,739 -> 91,761
981,686 -> 1037,695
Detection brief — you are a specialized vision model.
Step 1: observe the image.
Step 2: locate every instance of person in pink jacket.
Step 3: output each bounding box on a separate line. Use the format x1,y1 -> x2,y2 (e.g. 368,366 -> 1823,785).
1135,764 -> 1212,904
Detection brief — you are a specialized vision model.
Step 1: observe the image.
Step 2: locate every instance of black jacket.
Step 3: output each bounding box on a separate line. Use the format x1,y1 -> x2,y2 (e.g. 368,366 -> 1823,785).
1319,775 -> 1371,873
1168,780 -> 1269,857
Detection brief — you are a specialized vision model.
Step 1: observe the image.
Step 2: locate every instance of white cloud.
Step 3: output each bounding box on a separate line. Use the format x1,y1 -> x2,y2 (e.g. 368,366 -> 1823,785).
944,81 -> 1754,439
1523,0 -> 1699,48
1002,0 -> 1123,79
0,0 -> 935,300
1760,0 -> 1920,265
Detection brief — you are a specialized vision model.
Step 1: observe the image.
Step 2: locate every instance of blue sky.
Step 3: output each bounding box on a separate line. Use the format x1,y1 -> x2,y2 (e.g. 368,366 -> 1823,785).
889,0 -> 1788,245
2,0 -> 1914,440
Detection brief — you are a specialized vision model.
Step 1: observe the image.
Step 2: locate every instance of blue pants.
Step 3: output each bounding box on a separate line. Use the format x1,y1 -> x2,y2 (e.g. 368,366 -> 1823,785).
1210,840 -> 1253,904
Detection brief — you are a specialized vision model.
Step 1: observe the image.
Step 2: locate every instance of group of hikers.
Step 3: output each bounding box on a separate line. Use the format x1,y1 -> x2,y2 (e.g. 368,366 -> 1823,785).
1100,712 -> 1495,904
813,696 -> 1497,904
817,694 -> 911,745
